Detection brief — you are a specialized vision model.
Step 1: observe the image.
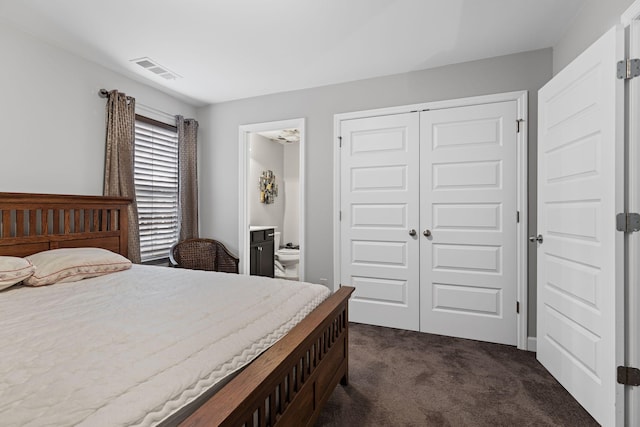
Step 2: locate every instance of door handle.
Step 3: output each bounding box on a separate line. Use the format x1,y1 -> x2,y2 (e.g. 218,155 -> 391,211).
529,234 -> 543,244
423,229 -> 432,237
408,229 -> 417,237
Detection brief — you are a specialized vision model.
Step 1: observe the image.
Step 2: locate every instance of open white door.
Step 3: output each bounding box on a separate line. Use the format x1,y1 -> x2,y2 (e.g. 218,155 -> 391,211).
340,113 -> 420,331
537,26 -> 624,427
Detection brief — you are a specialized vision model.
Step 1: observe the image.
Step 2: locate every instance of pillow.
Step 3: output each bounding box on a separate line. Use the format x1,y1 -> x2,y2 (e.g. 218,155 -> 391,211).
24,247 -> 131,287
0,256 -> 36,291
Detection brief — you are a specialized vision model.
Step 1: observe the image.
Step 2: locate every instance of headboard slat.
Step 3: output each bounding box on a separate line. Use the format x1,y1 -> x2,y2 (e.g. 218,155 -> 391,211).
53,209 -> 61,234
74,209 -> 81,233
93,209 -> 99,232
1,210 -> 10,238
29,210 -> 37,236
84,209 -> 91,233
101,209 -> 107,231
110,210 -> 118,232
42,209 -> 49,236
63,210 -> 71,234
16,210 -> 25,237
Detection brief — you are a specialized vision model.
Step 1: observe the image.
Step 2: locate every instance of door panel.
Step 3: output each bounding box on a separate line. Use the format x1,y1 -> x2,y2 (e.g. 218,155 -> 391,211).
433,161 -> 502,189
432,283 -> 501,315
340,113 -> 420,331
433,203 -> 501,230
537,25 -> 623,427
420,101 -> 518,345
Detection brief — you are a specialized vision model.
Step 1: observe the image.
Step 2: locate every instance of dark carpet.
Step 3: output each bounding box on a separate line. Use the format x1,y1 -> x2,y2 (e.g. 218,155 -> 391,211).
315,323 -> 599,427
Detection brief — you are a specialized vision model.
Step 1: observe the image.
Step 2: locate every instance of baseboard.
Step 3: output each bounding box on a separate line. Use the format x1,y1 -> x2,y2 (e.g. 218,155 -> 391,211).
527,337 -> 537,352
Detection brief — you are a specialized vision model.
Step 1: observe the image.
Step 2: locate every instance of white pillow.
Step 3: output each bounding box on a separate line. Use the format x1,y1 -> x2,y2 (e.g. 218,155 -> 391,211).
0,256 -> 36,291
24,247 -> 131,287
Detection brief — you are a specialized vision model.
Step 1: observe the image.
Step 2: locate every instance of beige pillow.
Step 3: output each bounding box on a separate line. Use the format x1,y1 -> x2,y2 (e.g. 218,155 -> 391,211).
0,256 -> 36,291
25,248 -> 131,287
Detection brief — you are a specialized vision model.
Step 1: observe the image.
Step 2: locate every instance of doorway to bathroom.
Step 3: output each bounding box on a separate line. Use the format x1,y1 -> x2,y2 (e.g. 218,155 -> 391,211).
238,118 -> 305,281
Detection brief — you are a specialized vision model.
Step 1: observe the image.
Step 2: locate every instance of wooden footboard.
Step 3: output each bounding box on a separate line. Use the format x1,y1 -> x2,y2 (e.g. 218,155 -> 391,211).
181,285 -> 355,427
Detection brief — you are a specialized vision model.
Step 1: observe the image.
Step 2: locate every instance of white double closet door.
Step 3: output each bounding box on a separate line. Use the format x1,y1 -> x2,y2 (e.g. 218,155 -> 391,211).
340,101 -> 518,346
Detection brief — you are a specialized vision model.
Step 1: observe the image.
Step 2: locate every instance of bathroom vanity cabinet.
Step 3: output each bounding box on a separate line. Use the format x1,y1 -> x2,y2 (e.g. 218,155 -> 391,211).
250,228 -> 274,278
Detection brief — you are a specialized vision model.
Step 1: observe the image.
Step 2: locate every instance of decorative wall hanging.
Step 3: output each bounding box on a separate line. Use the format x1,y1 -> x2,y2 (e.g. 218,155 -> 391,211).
259,170 -> 278,204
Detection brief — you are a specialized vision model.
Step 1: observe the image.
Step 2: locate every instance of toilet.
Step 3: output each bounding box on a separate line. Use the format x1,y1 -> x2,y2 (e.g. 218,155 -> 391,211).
273,232 -> 299,280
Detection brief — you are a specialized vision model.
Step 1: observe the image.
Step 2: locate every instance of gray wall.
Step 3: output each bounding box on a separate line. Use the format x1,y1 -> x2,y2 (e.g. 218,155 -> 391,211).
249,134 -> 284,233
282,143 -> 300,246
198,48 -> 553,337
0,22 -> 197,195
553,0 -> 635,74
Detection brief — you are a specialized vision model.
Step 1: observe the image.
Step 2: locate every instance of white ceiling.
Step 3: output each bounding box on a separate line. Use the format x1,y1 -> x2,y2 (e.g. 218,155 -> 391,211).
0,0 -> 583,106
257,129 -> 300,144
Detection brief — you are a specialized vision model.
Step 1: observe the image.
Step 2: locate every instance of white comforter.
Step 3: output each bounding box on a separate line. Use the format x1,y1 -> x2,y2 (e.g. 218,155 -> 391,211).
0,265 -> 330,426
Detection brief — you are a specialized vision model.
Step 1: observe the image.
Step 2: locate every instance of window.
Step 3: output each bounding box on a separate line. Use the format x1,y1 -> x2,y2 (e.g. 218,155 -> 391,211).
134,115 -> 179,262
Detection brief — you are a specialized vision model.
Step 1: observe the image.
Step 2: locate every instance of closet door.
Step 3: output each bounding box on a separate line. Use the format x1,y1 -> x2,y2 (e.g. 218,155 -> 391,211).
420,101 -> 518,345
340,113 -> 420,331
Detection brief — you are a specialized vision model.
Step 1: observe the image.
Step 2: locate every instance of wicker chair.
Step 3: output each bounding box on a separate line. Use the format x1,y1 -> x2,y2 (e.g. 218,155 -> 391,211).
169,238 -> 239,273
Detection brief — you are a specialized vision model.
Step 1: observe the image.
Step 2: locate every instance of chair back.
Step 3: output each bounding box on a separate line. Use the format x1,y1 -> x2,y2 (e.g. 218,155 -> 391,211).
170,238 -> 239,273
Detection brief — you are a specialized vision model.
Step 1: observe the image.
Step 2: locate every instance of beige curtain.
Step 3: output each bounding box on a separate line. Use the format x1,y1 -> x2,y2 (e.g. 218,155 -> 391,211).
177,115 -> 199,241
104,90 -> 141,263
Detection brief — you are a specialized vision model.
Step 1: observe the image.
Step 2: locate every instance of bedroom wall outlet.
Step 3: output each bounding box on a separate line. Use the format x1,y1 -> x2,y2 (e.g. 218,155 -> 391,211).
319,278 -> 328,285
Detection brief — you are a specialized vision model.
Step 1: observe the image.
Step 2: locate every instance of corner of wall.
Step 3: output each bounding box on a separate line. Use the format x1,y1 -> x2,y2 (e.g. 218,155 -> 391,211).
552,0 -> 635,75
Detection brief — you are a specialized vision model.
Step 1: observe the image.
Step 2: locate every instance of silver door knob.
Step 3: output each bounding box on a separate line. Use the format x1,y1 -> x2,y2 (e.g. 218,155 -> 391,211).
529,234 -> 543,244
423,229 -> 432,237
408,229 -> 417,237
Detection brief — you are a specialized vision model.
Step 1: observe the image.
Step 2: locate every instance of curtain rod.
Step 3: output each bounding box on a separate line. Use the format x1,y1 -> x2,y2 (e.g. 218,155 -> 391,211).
98,88 -> 136,105
98,88 -> 176,122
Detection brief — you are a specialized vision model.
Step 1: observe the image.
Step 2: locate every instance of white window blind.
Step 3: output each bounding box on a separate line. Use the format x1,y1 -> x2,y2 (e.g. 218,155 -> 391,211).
134,116 -> 179,262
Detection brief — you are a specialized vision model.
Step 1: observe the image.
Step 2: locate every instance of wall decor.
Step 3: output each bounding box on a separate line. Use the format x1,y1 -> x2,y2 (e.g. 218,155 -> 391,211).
259,170 -> 278,204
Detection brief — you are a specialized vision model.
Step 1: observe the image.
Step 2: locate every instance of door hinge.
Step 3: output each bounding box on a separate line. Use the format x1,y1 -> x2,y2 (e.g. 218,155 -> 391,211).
617,366 -> 640,386
517,211 -> 520,223
516,301 -> 520,314
616,212 -> 640,233
338,136 -> 342,148
339,210 -> 342,221
516,119 -> 524,133
617,58 -> 640,80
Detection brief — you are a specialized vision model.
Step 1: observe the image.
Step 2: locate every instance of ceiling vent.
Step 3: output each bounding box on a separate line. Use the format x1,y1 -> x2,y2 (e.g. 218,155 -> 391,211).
130,57 -> 181,80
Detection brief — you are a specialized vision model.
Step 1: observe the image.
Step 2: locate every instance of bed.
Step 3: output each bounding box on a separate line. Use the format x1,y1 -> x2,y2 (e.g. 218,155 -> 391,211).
0,192 -> 354,426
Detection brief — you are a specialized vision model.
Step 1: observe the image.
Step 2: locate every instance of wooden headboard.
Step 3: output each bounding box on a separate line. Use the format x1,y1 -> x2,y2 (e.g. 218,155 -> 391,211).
0,193 -> 131,258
